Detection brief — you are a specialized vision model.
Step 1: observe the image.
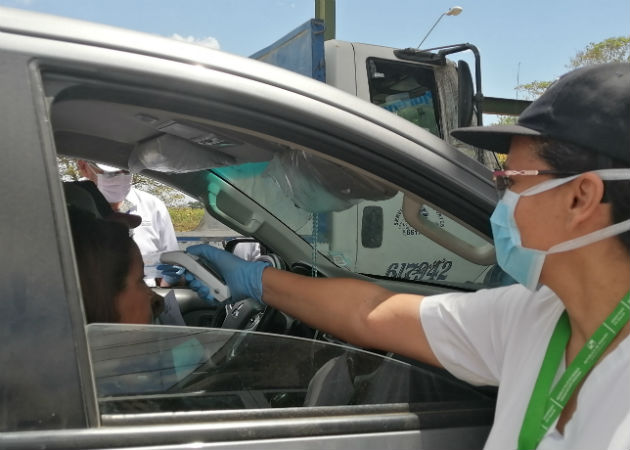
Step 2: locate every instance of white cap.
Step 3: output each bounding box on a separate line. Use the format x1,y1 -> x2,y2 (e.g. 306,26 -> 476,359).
94,163 -> 126,173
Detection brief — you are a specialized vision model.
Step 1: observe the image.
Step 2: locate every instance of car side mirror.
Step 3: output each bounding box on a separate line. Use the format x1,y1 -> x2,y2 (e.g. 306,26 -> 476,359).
457,60 -> 474,127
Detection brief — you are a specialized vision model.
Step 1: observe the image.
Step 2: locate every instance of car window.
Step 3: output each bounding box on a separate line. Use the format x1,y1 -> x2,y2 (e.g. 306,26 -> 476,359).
367,57 -> 441,137
88,324 -> 491,414
43,65 -> 504,421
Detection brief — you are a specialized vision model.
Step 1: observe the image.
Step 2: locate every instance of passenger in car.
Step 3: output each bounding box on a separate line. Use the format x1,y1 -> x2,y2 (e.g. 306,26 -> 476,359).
64,181 -> 162,324
183,63 -> 630,450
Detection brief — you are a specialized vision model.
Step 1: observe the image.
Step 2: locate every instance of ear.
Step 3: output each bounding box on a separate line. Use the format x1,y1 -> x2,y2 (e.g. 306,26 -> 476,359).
77,160 -> 92,179
568,173 -> 606,226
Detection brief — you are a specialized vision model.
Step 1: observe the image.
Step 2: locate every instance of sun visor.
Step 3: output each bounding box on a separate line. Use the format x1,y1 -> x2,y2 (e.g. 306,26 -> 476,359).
129,134 -> 236,173
266,150 -> 397,213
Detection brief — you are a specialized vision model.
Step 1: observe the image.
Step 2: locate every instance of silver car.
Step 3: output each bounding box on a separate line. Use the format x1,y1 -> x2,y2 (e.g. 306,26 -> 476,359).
0,6 -> 505,449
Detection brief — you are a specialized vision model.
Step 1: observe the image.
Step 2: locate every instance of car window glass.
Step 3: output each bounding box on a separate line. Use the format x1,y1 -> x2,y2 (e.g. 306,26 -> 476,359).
367,58 -> 441,137
88,324 -> 491,414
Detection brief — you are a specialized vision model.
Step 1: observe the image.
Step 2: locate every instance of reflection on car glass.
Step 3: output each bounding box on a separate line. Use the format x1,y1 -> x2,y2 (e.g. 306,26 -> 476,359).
88,324 -> 494,415
264,150 -> 396,213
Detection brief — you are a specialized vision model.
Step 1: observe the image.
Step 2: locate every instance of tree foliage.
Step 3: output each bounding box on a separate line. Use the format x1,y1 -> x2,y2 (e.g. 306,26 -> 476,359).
494,115 -> 516,126
568,36 -> 630,68
58,156 -> 83,181
517,36 -> 629,99
515,80 -> 553,100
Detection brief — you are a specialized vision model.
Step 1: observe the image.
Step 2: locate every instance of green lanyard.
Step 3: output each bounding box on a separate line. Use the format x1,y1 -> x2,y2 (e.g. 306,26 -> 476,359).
518,291 -> 630,450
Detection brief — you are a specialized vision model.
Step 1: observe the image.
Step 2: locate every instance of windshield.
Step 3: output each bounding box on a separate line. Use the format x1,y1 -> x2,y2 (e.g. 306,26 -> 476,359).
204,147 -> 504,290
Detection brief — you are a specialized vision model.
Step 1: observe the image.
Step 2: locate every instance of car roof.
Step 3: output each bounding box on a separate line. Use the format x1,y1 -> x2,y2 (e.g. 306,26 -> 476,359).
0,5 -> 497,236
0,6 -> 488,165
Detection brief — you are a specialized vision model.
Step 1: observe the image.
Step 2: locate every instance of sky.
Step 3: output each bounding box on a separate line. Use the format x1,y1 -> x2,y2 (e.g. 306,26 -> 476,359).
1,0 -> 628,102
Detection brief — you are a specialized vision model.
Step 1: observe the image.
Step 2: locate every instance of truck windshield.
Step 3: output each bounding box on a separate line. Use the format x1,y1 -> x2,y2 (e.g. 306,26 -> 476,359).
367,58 -> 441,137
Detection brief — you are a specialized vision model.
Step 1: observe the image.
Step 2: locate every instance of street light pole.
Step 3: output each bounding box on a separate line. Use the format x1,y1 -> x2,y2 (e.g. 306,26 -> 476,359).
417,6 -> 463,49
315,0 -> 336,41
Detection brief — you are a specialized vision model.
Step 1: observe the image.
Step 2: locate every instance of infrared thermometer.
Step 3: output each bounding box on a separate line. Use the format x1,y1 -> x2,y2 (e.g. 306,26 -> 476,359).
160,251 -> 230,302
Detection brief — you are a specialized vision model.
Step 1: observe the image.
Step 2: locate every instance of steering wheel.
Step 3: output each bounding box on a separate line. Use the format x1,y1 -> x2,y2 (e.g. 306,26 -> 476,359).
221,298 -> 265,330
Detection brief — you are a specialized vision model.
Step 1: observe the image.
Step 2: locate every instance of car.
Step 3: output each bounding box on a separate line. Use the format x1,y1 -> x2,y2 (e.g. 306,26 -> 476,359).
0,6 -> 507,449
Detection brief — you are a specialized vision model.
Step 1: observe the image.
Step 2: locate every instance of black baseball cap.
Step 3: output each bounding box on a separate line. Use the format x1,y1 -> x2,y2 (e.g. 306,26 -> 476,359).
451,63 -> 630,164
64,180 -> 142,229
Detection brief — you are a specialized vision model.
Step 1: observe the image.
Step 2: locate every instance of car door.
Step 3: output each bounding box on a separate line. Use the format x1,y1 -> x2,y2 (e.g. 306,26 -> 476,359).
1,7 -> 497,449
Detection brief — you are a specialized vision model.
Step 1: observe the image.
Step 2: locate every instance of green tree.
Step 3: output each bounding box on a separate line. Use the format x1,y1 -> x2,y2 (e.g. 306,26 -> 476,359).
58,156 -> 83,181
515,80 -> 553,100
495,115 -> 517,125
517,36 -> 629,99
568,36 -> 630,68
132,174 -> 187,207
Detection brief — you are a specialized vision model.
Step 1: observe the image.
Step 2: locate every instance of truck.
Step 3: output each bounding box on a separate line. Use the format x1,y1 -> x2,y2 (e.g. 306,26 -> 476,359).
242,19 -> 520,286
251,19 -> 531,167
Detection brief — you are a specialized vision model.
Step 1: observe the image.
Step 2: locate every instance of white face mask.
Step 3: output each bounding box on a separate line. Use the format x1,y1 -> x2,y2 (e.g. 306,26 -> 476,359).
96,172 -> 132,203
490,169 -> 630,291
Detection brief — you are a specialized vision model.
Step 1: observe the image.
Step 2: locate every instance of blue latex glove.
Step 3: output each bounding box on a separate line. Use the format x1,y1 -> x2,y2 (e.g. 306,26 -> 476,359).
185,244 -> 270,303
157,264 -> 185,285
183,273 -> 216,304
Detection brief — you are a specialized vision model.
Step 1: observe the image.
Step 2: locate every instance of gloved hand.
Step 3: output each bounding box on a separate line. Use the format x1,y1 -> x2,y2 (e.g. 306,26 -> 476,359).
185,244 -> 271,303
157,264 -> 185,285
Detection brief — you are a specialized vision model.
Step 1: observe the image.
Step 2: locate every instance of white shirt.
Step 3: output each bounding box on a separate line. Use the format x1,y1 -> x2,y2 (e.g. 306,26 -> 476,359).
420,284 -> 630,450
232,242 -> 262,261
122,187 -> 179,283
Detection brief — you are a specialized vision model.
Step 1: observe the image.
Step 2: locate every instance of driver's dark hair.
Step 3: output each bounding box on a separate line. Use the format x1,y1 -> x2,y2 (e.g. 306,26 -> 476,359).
533,137 -> 630,252
69,208 -> 135,323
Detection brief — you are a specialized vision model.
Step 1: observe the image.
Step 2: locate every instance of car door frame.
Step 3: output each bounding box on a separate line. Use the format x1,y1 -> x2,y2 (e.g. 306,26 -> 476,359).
0,50 -> 97,431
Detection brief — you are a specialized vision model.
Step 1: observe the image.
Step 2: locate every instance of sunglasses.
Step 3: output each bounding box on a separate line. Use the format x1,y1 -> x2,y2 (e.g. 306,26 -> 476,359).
492,170 -> 581,196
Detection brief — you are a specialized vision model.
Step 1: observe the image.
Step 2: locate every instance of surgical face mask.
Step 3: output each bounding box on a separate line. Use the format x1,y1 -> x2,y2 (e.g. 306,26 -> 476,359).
96,172 -> 132,203
490,169 -> 630,291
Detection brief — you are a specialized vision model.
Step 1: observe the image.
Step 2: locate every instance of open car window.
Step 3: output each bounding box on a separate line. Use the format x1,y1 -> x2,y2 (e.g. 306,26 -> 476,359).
89,324 -> 492,414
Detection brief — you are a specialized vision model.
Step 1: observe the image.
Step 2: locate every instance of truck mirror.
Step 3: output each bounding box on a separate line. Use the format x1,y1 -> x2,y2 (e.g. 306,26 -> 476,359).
361,206 -> 383,249
457,60 -> 474,127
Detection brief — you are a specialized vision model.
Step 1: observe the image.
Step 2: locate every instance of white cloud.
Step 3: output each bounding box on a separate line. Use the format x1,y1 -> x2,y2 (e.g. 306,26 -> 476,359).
170,33 -> 220,50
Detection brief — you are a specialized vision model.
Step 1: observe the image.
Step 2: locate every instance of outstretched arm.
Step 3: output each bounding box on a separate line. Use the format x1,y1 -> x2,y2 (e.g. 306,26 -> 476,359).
261,268 -> 442,367
185,244 -> 442,367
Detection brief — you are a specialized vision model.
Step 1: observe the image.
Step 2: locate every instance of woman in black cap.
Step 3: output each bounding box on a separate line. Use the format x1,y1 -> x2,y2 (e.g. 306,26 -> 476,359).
184,63 -> 630,450
65,181 -> 162,324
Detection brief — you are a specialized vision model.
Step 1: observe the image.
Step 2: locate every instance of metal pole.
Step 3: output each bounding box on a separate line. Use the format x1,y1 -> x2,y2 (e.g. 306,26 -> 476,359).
315,0 -> 336,40
417,13 -> 446,48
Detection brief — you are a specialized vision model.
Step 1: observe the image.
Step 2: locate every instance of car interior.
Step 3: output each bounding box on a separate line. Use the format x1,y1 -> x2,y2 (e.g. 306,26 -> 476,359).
45,65 -> 500,429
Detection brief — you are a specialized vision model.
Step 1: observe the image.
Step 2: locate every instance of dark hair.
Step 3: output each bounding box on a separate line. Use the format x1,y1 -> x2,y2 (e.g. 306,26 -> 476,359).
69,209 -> 136,323
534,138 -> 630,251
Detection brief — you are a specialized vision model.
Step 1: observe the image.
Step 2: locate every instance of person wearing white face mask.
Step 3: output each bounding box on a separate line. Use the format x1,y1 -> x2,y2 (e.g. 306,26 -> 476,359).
77,160 -> 179,287
181,63 -> 630,450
